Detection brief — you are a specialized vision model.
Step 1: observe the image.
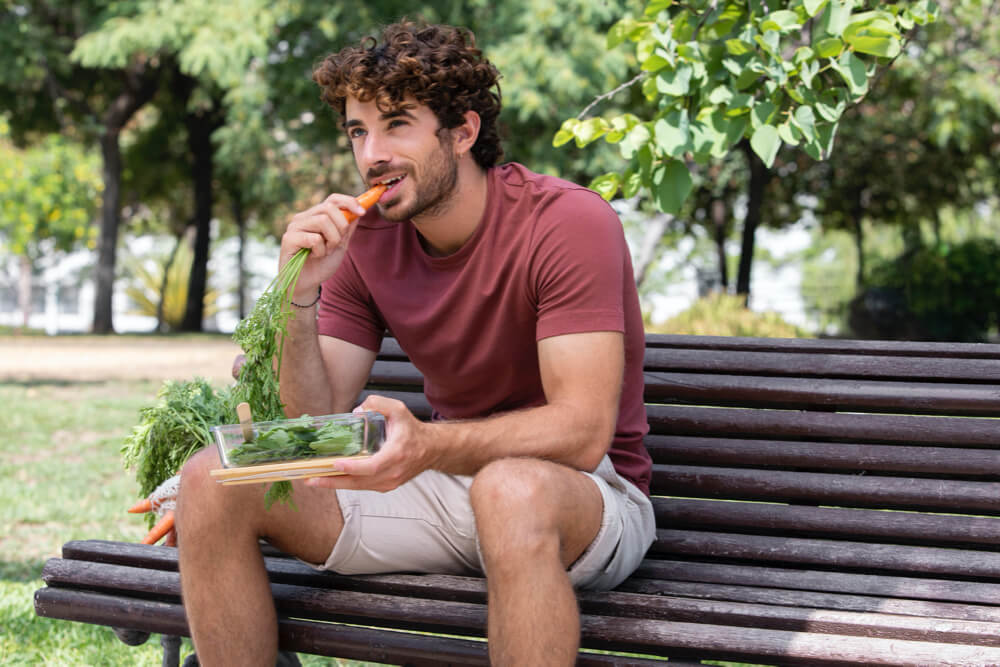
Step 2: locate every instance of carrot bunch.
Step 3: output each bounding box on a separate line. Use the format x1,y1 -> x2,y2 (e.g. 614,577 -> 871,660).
128,497 -> 176,546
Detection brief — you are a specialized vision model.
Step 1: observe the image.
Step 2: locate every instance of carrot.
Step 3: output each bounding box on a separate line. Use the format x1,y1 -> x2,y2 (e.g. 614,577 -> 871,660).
141,510 -> 175,545
341,183 -> 387,223
127,498 -> 153,514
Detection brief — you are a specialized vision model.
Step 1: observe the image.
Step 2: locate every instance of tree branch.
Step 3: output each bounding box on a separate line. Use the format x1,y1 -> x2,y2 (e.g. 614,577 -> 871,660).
576,71 -> 648,120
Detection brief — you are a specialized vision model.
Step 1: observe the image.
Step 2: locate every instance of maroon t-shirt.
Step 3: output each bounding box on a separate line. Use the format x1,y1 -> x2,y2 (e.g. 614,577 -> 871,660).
317,163 -> 652,495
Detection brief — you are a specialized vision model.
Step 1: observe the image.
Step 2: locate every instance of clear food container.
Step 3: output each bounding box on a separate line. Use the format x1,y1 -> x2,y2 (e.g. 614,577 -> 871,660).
209,411 -> 385,485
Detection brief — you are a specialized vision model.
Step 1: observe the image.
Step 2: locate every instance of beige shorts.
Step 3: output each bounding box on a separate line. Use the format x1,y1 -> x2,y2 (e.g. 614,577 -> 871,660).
308,456 -> 656,591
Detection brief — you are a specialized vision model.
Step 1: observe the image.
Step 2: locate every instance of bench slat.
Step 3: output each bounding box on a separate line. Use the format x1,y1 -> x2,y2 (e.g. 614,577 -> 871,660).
653,529 -> 1000,578
654,497 -> 1000,546
41,558 -> 1000,662
645,333 -> 1000,359
644,347 -> 1000,381
647,405 -> 1000,445
655,465 -> 1000,513
644,371 -> 1000,415
647,434 -> 1000,475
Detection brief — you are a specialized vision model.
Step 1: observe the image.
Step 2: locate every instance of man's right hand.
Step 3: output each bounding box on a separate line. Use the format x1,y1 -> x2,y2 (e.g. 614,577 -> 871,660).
279,193 -> 369,303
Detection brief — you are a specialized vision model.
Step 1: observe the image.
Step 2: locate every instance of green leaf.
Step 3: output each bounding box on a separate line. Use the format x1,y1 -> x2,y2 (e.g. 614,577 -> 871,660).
818,0 -> 852,38
552,119 -> 580,147
654,110 -> 691,158
589,173 -> 621,201
620,123 -> 652,160
804,0 -> 828,18
777,120 -> 801,145
652,160 -> 693,215
834,50 -> 869,97
814,37 -> 843,58
844,13 -> 901,57
656,64 -> 693,96
751,100 -> 777,129
725,38 -> 755,56
760,10 -> 801,33
622,169 -> 642,199
573,117 -> 609,147
608,18 -> 642,49
792,105 -> 817,142
749,124 -> 781,167
815,89 -> 847,122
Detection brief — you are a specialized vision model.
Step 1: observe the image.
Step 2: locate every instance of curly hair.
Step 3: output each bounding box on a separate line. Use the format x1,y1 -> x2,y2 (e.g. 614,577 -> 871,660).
313,20 -> 503,169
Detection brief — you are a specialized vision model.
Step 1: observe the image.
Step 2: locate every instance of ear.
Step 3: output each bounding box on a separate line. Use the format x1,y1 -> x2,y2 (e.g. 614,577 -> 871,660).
451,110 -> 481,156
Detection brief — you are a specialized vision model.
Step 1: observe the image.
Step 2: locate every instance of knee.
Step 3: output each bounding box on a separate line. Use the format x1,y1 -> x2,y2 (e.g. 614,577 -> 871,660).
176,447 -> 228,528
470,459 -> 563,557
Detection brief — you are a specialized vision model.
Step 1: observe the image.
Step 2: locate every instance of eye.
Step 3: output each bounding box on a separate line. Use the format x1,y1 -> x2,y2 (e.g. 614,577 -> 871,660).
347,127 -> 366,140
387,119 -> 407,129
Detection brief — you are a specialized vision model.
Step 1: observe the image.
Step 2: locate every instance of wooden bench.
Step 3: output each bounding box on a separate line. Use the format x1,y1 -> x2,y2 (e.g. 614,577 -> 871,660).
34,333 -> 1000,665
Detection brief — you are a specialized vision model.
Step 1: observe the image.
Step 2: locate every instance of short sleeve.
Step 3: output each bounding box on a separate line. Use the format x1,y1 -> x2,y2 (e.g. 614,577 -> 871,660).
529,190 -> 628,341
316,255 -> 386,352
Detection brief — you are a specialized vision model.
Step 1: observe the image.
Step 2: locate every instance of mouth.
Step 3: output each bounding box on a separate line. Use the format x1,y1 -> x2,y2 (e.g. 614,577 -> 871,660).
373,175 -> 406,202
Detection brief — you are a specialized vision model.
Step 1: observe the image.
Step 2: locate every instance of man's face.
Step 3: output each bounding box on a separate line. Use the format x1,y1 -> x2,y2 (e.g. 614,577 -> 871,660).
344,96 -> 459,222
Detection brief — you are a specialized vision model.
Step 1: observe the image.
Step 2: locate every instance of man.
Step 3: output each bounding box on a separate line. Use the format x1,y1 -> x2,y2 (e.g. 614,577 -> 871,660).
176,20 -> 654,666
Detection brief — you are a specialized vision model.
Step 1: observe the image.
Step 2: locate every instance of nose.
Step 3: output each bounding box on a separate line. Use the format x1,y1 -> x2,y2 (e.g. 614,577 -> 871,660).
358,130 -> 391,169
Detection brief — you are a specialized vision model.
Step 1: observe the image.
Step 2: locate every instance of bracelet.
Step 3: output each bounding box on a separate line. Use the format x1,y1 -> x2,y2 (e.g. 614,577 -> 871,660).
290,286 -> 321,308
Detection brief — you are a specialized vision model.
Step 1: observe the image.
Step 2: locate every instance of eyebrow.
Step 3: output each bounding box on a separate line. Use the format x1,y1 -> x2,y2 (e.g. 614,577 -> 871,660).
343,107 -> 419,132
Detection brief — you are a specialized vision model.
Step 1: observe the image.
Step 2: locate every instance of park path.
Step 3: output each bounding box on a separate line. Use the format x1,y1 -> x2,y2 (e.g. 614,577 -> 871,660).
0,335 -> 242,383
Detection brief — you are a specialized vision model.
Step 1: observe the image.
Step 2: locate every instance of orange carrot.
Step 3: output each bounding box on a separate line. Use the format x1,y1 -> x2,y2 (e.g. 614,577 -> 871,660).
341,183 -> 388,223
141,510 -> 175,545
127,498 -> 153,514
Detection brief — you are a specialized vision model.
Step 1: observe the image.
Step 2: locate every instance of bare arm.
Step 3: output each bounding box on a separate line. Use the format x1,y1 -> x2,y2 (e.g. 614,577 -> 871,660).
279,309 -> 377,417
277,191 -> 376,417
320,331 -> 624,490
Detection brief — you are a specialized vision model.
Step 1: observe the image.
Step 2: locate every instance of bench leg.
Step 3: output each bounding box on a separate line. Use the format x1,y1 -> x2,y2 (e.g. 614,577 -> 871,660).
161,634 -> 181,667
177,648 -> 301,666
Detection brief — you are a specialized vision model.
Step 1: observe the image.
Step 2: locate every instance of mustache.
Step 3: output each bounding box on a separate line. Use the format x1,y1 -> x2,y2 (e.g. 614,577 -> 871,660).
366,165 -> 404,181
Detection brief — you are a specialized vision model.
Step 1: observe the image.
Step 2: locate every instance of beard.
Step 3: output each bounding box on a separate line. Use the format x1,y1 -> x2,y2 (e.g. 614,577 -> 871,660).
377,129 -> 459,223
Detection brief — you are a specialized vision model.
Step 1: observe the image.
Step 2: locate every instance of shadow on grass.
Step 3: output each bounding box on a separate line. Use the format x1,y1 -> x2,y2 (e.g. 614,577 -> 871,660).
0,558 -> 45,583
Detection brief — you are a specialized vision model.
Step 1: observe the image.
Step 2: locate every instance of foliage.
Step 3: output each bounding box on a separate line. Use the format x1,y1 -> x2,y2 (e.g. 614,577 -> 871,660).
855,239 -> 1000,342
0,119 -> 101,258
123,238 -> 222,331
121,378 -> 233,513
556,0 -> 939,214
649,292 -> 807,337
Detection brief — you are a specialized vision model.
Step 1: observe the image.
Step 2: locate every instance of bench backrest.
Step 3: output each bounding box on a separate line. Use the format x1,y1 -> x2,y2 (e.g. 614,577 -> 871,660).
363,333 -> 1000,587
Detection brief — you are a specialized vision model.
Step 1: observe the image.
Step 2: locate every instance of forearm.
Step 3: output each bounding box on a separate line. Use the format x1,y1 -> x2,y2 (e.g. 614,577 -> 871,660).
428,400 -> 615,476
278,304 -> 335,417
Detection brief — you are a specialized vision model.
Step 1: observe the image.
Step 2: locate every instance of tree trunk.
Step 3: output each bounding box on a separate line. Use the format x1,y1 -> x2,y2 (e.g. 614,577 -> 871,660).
633,213 -> 671,289
18,254 -> 32,331
158,233 -> 185,332
231,190 -> 248,320
91,66 -> 160,334
850,188 -> 866,289
736,140 -> 771,300
711,198 -> 729,290
180,101 -> 223,332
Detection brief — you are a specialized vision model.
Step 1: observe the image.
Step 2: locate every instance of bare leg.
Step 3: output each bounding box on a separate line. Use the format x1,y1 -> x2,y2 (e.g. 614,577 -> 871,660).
469,458 -> 603,666
176,448 -> 345,667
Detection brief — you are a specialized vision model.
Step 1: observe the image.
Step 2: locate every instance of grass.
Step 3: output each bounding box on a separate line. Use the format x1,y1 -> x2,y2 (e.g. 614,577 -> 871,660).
0,377 -> 374,666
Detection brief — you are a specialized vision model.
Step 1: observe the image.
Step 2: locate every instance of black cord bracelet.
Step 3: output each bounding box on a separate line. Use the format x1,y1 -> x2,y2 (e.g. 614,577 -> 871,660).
290,286 -> 321,308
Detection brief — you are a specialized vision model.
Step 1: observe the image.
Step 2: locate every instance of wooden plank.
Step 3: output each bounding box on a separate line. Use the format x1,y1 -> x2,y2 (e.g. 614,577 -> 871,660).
645,333 -> 1000,359
634,559 -> 1000,607
643,372 -> 1000,416
653,497 -> 1000,546
646,435 -> 1000,475
41,558 -> 1000,650
616,577 -> 1000,623
368,359 -> 423,388
646,405 -> 1000,446
652,529 -> 1000,578
644,347 -> 1000,382
655,465 -> 1000,513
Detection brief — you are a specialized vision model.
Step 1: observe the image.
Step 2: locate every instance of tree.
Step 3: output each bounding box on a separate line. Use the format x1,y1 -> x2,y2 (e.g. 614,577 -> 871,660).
0,119 -> 102,329
0,0 -> 160,333
556,0 -> 939,297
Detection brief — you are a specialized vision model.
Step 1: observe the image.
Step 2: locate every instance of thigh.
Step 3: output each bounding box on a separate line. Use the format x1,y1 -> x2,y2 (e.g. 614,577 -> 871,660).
313,469 -> 482,576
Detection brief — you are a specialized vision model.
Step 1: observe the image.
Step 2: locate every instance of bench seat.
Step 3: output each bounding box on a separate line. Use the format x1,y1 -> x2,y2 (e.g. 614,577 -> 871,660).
35,333 -> 1000,665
